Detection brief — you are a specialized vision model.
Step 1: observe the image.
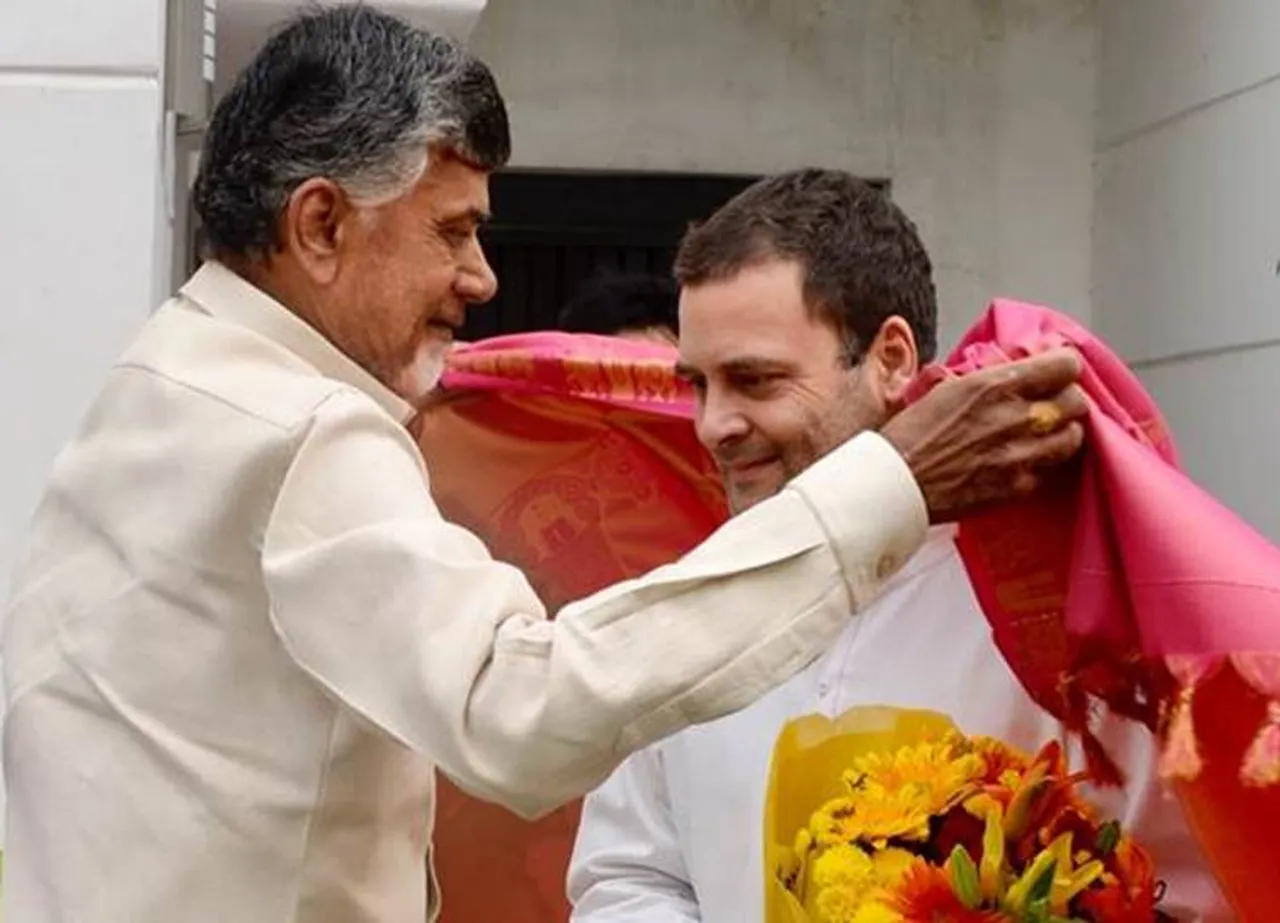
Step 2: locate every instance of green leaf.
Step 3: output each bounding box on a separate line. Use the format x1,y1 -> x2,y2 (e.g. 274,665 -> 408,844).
1024,898 -> 1050,923
1025,857 -> 1058,906
947,845 -> 982,909
1095,820 -> 1121,855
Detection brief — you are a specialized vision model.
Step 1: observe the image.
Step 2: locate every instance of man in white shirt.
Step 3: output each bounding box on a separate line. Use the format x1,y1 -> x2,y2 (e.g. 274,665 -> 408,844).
567,170 -> 1227,921
2,11 -> 1091,923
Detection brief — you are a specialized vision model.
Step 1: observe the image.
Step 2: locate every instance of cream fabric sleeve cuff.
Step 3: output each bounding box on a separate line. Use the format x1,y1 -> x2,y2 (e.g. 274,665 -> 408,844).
786,431 -> 928,609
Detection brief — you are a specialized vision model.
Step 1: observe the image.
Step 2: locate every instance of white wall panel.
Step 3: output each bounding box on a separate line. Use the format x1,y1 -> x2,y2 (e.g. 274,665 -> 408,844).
1138,345 -> 1280,542
1098,0 -> 1280,143
1093,79 -> 1280,363
0,74 -> 161,603
0,0 -> 164,73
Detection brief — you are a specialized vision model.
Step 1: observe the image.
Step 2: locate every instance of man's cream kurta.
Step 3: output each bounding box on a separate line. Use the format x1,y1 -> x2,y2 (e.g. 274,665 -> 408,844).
2,262 -> 926,922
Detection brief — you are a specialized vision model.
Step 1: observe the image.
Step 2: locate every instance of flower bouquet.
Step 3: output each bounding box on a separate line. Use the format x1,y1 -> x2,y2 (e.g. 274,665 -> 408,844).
765,707 -> 1162,923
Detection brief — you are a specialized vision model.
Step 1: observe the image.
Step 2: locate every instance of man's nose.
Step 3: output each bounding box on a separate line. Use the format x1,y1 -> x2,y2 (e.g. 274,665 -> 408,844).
456,241 -> 499,305
695,393 -> 750,452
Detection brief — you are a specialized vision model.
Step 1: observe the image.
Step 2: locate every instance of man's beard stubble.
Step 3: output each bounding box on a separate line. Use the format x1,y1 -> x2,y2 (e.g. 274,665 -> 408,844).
723,379 -> 887,516
395,337 -> 451,407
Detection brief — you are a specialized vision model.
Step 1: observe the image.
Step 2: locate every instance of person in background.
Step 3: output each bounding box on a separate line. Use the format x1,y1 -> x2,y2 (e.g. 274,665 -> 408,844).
1,10 -> 1090,923
567,169 -> 1227,923
558,269 -> 680,346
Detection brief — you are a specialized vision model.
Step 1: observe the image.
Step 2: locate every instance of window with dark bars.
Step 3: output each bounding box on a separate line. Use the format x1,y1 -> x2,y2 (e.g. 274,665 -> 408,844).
464,170 -> 763,340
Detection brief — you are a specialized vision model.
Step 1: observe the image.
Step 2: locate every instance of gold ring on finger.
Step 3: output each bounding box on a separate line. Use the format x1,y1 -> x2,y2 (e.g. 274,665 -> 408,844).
1027,400 -> 1063,435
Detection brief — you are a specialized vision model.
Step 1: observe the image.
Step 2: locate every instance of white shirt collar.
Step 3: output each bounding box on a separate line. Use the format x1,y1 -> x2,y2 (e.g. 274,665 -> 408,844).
179,260 -> 415,425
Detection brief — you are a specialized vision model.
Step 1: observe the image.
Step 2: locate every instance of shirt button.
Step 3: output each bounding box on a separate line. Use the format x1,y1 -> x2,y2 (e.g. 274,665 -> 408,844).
876,554 -> 899,581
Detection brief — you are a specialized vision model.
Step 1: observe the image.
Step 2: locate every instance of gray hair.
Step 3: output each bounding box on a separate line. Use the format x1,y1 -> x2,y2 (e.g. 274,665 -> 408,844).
193,4 -> 510,257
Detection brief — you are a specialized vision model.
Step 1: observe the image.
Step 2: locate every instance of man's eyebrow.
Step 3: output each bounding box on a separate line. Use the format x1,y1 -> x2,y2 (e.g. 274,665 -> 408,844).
442,207 -> 491,226
719,356 -> 792,375
674,357 -> 793,380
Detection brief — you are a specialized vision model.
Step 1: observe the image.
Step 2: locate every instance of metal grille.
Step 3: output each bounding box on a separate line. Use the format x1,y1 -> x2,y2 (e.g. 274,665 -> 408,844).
463,171 -> 763,339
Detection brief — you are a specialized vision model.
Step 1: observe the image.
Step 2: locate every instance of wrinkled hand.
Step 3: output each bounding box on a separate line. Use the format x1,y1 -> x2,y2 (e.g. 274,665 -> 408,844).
880,348 -> 1088,522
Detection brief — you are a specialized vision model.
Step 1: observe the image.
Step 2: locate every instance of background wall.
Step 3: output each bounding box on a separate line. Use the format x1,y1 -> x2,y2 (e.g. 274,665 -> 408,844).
471,0 -> 1099,352
0,0 -> 170,603
0,0 -> 172,847
1092,0 -> 1280,540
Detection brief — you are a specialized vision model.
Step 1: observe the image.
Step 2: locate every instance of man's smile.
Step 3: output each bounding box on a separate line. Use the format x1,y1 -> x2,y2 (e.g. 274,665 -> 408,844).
720,455 -> 781,481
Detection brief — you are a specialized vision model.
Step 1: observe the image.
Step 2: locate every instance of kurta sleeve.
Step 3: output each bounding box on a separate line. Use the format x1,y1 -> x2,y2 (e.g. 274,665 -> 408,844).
261,389 -> 926,818
567,746 -> 699,922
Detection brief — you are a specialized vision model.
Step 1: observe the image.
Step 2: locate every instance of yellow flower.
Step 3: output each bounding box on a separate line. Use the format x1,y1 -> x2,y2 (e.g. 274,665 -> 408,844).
869,848 -> 917,888
808,844 -> 876,923
845,735 -> 984,798
851,738 -> 985,814
812,844 -> 877,895
813,883 -> 864,923
850,897 -> 904,923
809,737 -> 986,849
813,883 -> 904,923
810,789 -> 934,848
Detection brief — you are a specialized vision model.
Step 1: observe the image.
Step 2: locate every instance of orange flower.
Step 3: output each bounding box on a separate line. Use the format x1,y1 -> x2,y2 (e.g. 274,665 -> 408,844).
996,739 -> 1065,780
969,736 -> 1032,787
966,738 -> 1103,867
1030,800 -> 1100,862
1112,838 -> 1157,887
884,861 -> 1010,923
1079,838 -> 1159,921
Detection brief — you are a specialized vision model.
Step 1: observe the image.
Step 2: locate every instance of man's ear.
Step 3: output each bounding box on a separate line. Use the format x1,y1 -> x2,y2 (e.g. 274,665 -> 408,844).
865,316 -> 920,411
277,177 -> 354,286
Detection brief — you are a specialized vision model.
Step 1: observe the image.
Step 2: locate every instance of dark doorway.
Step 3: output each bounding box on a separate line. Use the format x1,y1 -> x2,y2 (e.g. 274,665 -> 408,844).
465,170 -> 761,340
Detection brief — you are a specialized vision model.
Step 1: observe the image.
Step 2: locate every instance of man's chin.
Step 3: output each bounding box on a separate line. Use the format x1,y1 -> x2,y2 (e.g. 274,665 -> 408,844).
726,483 -> 781,516
394,343 -> 450,405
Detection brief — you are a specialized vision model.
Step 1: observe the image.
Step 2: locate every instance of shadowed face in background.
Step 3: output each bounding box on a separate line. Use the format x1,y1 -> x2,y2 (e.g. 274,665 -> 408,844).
677,258 -> 920,514
616,326 -> 679,347
558,271 -> 680,347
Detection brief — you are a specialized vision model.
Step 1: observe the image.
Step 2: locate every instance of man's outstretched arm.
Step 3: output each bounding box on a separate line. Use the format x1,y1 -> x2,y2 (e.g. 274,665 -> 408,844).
263,350 -> 1086,818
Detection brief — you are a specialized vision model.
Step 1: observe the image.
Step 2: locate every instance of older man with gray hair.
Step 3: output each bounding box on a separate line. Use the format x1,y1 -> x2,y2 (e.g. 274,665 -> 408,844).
3,7 -> 1088,923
